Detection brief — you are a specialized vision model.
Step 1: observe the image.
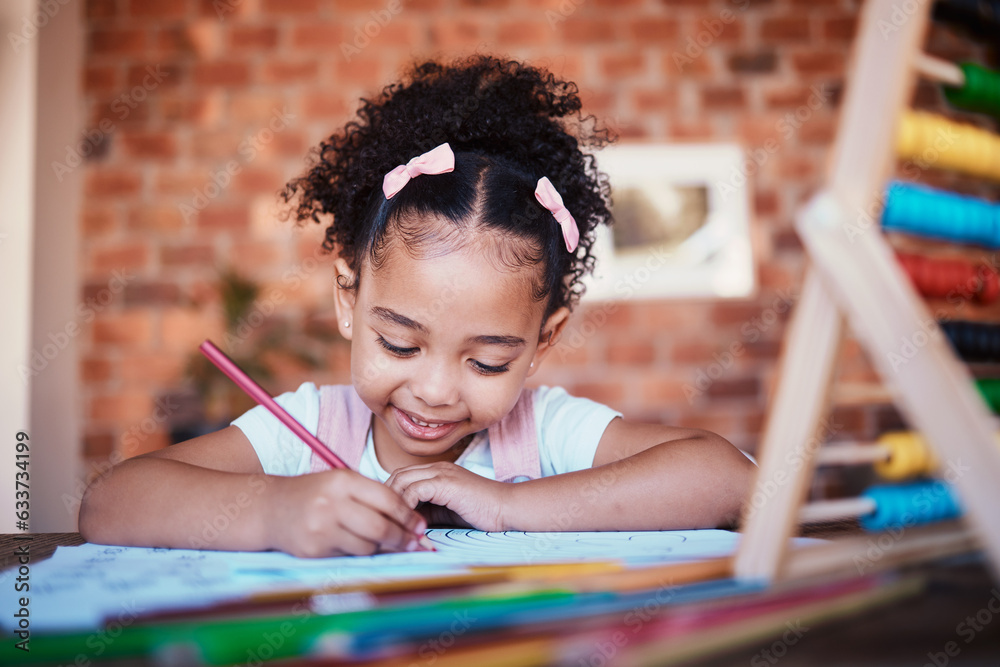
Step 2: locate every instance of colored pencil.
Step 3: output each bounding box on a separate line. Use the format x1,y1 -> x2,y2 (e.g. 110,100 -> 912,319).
198,339 -> 348,469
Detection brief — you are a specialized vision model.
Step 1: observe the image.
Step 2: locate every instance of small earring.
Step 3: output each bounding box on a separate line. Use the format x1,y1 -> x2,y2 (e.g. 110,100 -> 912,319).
530,362 -> 534,368
344,321 -> 350,328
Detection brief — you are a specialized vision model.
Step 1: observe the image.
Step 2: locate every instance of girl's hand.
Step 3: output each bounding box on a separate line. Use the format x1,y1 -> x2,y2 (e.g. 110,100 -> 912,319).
266,469 -> 429,557
386,462 -> 509,532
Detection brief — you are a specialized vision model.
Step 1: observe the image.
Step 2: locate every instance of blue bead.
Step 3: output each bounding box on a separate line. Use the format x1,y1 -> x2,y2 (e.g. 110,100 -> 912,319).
882,181 -> 1000,248
859,480 -> 962,531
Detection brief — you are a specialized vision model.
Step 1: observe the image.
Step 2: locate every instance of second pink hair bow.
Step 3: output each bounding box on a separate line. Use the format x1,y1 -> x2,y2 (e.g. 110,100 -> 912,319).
535,176 -> 579,253
382,143 -> 455,199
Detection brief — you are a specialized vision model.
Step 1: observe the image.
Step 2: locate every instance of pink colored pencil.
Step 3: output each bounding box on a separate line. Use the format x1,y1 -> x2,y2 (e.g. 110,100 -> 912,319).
199,339 -> 347,470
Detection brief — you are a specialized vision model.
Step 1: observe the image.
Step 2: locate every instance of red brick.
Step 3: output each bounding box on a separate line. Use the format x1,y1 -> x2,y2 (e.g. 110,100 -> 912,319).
755,189 -> 780,218
82,206 -> 118,236
232,168 -> 284,193
711,302 -> 761,326
428,20 -> 484,50
568,381 -> 625,408
301,93 -> 349,119
199,0 -> 254,20
90,96 -> 150,127
121,131 -> 178,159
127,205 -> 184,232
632,88 -> 677,112
262,0 -> 320,13
664,50 -> 713,77
791,51 -> 845,77
161,308 -> 225,351
701,86 -> 745,111
687,12 -> 744,44
562,18 -> 615,43
229,26 -> 279,51
89,242 -> 149,274
671,342 -> 716,365
637,378 -> 686,406
84,432 -> 115,458
668,119 -> 715,140
727,52 -> 777,75
128,0 -> 188,18
198,206 -> 250,231
156,169 -> 214,195
259,60 -> 320,84
628,18 -> 678,43
763,86 -> 814,110
291,24 -> 345,50
600,53 -> 645,79
333,57 -> 384,85
125,282 -> 183,306
458,0 -> 510,7
705,377 -> 760,399
161,244 -> 215,266
84,65 -> 119,92
496,20 -> 551,45
606,341 -> 656,365
798,116 -> 836,145
161,91 -> 224,124
82,357 -> 113,383
90,392 -> 154,423
87,0 -> 119,20
193,62 -> 250,87
760,17 -> 811,42
822,16 -> 856,42
157,25 -> 220,58
229,93 -> 289,124
125,63 -> 181,88
92,311 -> 154,346
119,352 -> 184,384
89,28 -> 146,56
86,169 -> 143,198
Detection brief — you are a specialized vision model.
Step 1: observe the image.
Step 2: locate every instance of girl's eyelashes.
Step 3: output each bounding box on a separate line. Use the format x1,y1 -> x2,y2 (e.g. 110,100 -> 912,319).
471,360 -> 511,375
376,335 -> 418,357
375,335 -> 512,375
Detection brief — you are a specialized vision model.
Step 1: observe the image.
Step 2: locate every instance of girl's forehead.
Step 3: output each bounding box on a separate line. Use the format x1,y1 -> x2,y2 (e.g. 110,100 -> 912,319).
359,242 -> 546,334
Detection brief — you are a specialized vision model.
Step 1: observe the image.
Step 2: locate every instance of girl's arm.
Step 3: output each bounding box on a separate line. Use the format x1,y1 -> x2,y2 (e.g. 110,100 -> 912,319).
502,419 -> 756,531
79,426 -> 428,556
387,419 -> 755,531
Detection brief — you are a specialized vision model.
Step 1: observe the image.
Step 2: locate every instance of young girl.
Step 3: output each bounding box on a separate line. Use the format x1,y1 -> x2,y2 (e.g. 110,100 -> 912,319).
80,56 -> 755,558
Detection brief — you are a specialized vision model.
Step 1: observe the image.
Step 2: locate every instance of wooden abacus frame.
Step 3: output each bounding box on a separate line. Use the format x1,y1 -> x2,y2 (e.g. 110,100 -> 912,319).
734,0 -> 1000,584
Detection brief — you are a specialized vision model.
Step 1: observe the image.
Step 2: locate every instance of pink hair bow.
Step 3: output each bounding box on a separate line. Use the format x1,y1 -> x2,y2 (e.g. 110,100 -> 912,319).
382,143 -> 455,199
535,176 -> 579,253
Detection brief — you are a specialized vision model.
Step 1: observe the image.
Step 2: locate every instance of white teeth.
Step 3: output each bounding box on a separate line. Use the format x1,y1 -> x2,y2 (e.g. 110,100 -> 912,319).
408,413 -> 442,428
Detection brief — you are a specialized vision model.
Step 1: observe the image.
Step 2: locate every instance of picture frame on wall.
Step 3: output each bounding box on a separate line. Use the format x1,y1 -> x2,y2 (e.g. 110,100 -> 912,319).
584,143 -> 755,301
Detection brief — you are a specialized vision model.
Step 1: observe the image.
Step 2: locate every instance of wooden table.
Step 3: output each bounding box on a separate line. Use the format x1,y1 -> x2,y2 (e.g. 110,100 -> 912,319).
2,534 -> 999,666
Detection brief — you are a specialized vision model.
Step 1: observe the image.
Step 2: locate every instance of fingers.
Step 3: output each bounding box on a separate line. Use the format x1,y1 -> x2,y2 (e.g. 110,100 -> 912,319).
337,502 -> 427,554
346,474 -> 427,534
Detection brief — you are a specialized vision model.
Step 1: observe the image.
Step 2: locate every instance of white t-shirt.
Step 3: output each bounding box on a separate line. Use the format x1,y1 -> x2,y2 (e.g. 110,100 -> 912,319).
232,384 -> 622,482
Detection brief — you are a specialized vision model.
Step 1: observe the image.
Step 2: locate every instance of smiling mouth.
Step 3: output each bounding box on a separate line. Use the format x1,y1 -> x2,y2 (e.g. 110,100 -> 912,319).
393,406 -> 464,441
399,408 -> 458,428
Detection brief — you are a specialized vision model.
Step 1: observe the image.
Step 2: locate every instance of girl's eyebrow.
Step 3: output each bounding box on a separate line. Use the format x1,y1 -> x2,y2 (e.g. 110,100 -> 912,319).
370,306 -> 525,347
370,306 -> 427,332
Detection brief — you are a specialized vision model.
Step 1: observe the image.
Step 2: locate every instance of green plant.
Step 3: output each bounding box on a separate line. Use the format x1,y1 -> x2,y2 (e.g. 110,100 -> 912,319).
183,267 -> 340,425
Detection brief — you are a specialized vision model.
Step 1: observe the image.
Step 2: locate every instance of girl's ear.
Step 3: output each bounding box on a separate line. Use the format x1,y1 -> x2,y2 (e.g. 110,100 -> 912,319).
332,258 -> 358,341
527,306 -> 571,376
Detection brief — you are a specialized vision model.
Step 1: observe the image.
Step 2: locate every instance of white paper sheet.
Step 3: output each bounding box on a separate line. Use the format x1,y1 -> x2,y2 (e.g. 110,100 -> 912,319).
0,529 -> 743,632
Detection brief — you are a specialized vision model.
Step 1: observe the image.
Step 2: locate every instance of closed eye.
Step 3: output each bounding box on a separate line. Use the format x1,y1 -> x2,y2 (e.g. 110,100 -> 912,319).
471,360 -> 511,375
376,335 -> 418,357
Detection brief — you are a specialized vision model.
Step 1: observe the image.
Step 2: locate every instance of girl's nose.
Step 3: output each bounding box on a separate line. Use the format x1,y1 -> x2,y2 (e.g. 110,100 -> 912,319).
410,359 -> 459,407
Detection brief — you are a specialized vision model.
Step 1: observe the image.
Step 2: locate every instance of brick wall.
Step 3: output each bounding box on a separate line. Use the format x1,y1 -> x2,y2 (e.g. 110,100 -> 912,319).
77,0 -> 992,477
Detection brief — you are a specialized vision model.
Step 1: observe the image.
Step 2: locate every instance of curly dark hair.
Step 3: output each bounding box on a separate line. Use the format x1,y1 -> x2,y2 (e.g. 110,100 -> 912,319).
280,55 -> 614,319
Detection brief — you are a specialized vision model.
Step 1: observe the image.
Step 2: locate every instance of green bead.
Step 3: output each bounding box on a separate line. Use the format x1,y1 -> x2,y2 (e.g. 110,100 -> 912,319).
944,62 -> 1000,119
